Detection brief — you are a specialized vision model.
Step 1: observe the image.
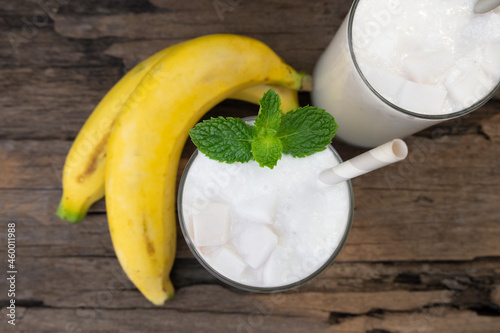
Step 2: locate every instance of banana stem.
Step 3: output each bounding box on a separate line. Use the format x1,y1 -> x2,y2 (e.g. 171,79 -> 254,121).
300,74 -> 313,92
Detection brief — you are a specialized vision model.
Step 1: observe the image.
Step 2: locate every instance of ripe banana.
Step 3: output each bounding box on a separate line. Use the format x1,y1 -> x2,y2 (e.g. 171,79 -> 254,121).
106,34 -> 309,305
230,84 -> 299,113
56,43 -> 180,223
56,53 -> 300,223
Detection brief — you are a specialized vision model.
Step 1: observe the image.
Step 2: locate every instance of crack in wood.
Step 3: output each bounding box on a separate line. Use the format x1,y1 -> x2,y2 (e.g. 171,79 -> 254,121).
328,302 -> 500,328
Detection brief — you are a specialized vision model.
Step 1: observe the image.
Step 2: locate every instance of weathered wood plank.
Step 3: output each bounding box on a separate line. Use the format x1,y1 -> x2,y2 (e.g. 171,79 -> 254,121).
10,254 -> 499,298
416,99 -> 500,139
1,59 -> 497,141
2,180 -> 500,261
11,254 -> 464,313
49,0 -> 345,78
101,30 -> 332,73
0,136 -> 198,190
0,140 -> 70,189
1,305 -> 498,333
0,67 -> 122,140
2,68 -> 496,140
2,113 -> 499,190
2,28 -> 121,68
1,64 -> 497,142
0,0 -> 64,16
53,1 -> 348,40
2,184 -> 500,262
333,309 -> 500,333
482,113 -> 500,142
0,0 -> 137,16
2,255 -> 499,322
1,71 -> 262,140
0,307 -> 331,333
2,33 -> 498,141
0,205 -> 195,259
349,124 -> 500,191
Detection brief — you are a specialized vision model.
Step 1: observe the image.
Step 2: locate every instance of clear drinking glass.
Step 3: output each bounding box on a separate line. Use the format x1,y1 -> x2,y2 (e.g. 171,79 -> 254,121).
177,141 -> 354,292
312,0 -> 500,148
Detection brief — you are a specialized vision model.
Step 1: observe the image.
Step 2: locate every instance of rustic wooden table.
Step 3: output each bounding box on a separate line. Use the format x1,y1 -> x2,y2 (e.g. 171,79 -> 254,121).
1,1 -> 500,332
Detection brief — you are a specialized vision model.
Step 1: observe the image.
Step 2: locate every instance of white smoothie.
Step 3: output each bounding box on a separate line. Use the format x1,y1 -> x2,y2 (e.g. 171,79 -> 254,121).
313,0 -> 500,147
179,148 -> 352,288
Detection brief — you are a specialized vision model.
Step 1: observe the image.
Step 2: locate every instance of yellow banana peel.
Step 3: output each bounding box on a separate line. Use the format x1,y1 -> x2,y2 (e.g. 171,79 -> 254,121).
56,44 -> 181,223
230,84 -> 299,113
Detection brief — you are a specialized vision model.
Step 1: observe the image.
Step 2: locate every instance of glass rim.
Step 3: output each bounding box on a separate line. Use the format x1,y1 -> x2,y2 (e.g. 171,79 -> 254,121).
347,0 -> 500,121
177,133 -> 354,293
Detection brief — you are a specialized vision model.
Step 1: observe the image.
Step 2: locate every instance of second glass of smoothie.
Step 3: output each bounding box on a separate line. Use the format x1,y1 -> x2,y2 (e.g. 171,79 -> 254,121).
313,0 -> 500,147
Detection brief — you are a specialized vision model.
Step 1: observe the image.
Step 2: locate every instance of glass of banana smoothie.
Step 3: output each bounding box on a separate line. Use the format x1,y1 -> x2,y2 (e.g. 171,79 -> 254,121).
313,0 -> 500,148
177,140 -> 354,292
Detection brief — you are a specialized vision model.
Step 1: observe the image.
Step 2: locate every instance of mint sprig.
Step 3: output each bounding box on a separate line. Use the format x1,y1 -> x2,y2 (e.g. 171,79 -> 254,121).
189,89 -> 337,169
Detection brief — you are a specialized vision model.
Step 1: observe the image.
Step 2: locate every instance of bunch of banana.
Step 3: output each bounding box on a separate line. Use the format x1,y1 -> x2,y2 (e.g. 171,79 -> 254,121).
57,34 -> 310,305
55,46 -> 301,224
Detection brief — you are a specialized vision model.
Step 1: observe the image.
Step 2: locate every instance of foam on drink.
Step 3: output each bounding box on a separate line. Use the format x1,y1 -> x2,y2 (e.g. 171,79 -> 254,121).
180,149 -> 352,288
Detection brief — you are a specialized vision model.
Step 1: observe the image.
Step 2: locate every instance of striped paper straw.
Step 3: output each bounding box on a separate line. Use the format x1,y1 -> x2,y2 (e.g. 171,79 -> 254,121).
319,139 -> 408,185
474,0 -> 500,14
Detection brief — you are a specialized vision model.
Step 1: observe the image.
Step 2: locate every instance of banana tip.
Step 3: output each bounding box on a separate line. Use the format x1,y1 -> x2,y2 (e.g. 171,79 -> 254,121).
55,201 -> 86,223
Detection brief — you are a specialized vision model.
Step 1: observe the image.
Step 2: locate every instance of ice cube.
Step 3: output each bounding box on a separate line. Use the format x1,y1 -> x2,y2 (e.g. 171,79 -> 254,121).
397,80 -> 447,114
365,31 -> 398,64
237,192 -> 279,224
262,246 -> 292,286
233,225 -> 278,269
481,42 -> 500,74
362,65 -> 405,101
401,51 -> 454,84
445,63 -> 493,108
193,202 -> 232,247
211,246 -> 247,279
199,245 -> 220,256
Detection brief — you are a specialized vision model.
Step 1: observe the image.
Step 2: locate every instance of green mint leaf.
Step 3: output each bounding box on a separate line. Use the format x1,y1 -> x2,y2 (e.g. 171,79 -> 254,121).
277,106 -> 338,158
251,128 -> 283,169
250,89 -> 284,168
189,117 -> 255,163
254,89 -> 282,135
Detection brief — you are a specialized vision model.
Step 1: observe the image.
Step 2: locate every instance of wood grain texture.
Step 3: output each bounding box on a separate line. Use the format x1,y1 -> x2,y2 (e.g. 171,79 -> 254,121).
1,0 -> 500,332
1,255 -> 499,331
